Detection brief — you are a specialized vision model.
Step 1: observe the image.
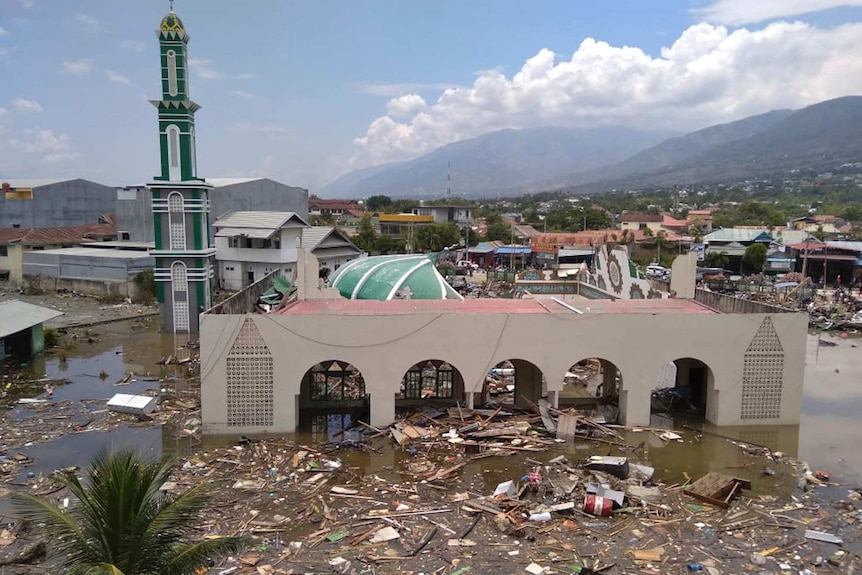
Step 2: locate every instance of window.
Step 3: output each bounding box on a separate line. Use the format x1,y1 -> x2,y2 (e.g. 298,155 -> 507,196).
119,231 -> 131,241
228,237 -> 239,248
0,271 -> 9,281
167,125 -> 181,180
167,50 -> 178,96
0,246 -> 7,257
168,192 -> 186,250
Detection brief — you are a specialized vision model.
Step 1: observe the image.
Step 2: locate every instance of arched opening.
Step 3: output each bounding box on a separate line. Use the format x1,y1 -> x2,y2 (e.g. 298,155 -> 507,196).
650,358 -> 716,427
168,192 -> 186,250
166,50 -> 178,96
559,358 -> 622,423
170,261 -> 189,333
166,125 -> 181,181
396,360 -> 465,408
298,360 -> 369,440
484,359 -> 546,408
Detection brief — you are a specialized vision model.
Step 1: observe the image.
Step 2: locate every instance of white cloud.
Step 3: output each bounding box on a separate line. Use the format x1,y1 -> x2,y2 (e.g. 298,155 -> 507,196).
354,21 -> 862,166
105,70 -> 131,85
120,40 -> 147,53
61,58 -> 94,76
12,98 -> 42,112
695,0 -> 862,25
189,58 -> 224,80
356,82 -> 461,97
0,26 -> 8,37
42,152 -> 78,163
19,0 -> 34,7
11,129 -> 70,154
386,94 -> 428,117
76,14 -> 102,34
228,90 -> 256,100
0,107 -> 9,118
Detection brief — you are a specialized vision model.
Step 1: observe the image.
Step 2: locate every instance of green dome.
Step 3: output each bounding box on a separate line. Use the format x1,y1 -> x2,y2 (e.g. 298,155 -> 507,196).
159,11 -> 185,33
329,255 -> 464,301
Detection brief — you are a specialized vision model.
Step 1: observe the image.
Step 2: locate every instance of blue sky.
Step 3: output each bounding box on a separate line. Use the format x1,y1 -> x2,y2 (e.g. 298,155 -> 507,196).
2,0 -> 862,191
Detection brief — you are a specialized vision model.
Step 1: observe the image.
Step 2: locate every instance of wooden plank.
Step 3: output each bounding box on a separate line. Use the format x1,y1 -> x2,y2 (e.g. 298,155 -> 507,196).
555,414 -> 579,441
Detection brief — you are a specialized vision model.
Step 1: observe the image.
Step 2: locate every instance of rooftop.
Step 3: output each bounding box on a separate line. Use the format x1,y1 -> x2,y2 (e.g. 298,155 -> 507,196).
703,228 -> 773,243
0,219 -> 117,246
277,296 -> 715,316
31,247 -> 155,259
0,299 -> 64,339
213,211 -> 309,233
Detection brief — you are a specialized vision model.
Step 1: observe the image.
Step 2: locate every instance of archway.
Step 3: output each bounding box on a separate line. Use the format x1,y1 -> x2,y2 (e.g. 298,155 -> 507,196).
559,358 -> 622,423
485,359 -> 546,408
298,360 -> 369,439
396,360 -> 465,407
650,358 -> 715,426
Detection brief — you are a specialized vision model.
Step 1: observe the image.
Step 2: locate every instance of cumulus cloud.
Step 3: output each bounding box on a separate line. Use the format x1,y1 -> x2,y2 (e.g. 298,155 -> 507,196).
0,26 -> 8,37
356,82 -> 460,97
0,107 -> 9,118
189,58 -> 225,80
12,98 -> 42,112
61,58 -> 94,75
11,129 -> 70,154
120,40 -> 147,53
695,0 -> 862,25
386,94 -> 428,118
105,70 -> 131,85
354,21 -> 862,166
76,14 -> 102,34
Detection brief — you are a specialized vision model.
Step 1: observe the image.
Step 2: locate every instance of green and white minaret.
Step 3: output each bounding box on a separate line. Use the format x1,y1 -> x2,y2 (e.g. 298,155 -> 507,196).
148,6 -> 215,333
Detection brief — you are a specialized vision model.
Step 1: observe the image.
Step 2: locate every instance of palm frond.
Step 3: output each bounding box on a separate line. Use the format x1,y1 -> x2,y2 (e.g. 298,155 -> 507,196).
159,537 -> 248,575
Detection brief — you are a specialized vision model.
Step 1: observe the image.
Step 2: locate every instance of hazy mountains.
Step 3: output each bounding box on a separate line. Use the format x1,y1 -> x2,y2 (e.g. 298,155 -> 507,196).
321,96 -> 862,199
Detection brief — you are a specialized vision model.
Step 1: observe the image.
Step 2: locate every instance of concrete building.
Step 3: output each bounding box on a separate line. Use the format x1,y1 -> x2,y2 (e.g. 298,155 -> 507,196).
411,205 -> 472,226
0,219 -> 117,285
213,211 -> 309,290
116,179 -> 311,245
0,179 -> 117,229
23,244 -> 154,299
0,300 -> 63,361
200,251 -> 807,434
620,213 -> 663,232
308,199 -> 364,219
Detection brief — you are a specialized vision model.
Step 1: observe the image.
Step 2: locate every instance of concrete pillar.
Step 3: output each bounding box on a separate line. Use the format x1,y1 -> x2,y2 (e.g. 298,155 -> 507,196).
547,390 -> 559,408
465,392 -> 475,410
513,360 -> 542,407
620,373 -> 652,427
369,392 -> 396,428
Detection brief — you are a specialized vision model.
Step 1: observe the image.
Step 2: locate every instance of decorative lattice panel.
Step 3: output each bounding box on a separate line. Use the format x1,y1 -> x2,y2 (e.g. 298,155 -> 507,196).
741,317 -> 784,420
227,318 -> 273,426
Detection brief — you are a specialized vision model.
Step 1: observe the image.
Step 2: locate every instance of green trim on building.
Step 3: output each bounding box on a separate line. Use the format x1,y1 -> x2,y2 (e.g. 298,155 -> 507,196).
152,191 -> 163,250
196,258 -> 205,310
192,190 -> 202,250
155,258 -> 166,303
30,323 -> 44,355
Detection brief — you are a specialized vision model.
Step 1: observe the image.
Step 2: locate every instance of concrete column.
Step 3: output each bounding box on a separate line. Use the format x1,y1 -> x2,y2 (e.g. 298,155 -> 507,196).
547,390 -> 559,409
620,383 -> 651,426
369,391 -> 396,428
465,391 -> 475,410
513,360 -> 542,407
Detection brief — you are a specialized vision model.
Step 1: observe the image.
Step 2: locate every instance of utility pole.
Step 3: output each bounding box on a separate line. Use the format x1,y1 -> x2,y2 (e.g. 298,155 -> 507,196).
510,225 -> 515,270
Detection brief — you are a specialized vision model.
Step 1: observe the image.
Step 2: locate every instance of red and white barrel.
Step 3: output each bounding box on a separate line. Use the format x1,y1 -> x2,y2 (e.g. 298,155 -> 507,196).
583,495 -> 613,517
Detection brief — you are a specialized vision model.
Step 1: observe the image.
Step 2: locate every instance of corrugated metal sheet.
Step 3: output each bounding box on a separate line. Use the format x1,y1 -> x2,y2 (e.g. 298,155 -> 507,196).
212,211 -> 308,230
0,300 -> 64,339
1,178 -> 74,188
206,177 -> 264,187
300,226 -> 336,251
703,228 -> 773,243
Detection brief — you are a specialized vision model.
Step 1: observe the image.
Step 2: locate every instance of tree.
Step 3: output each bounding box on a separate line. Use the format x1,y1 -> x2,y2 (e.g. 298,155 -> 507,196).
365,195 -> 392,212
415,223 -> 462,252
689,224 -> 705,243
705,250 -> 729,269
309,212 -> 335,226
484,214 -> 511,242
374,234 -> 403,254
13,448 -> 244,575
743,243 -> 767,273
353,213 -> 377,252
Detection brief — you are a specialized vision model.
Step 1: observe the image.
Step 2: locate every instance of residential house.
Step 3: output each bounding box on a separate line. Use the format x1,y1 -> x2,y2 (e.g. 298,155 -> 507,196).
686,209 -> 715,233
411,205 -> 472,226
299,226 -> 363,273
0,217 -> 117,285
308,199 -> 365,219
619,212 -> 663,232
702,228 -> 773,272
213,211 -> 309,290
789,214 -> 844,235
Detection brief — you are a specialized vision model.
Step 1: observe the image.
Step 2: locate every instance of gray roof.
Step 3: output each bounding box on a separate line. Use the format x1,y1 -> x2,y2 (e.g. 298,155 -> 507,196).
1,178 -> 77,188
300,226 -> 361,253
0,300 -> 64,339
703,228 -> 773,243
825,241 -> 862,252
212,211 -> 309,230
205,177 -> 264,187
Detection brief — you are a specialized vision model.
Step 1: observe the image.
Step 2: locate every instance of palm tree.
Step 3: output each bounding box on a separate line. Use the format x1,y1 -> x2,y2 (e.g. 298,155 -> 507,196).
13,448 -> 245,575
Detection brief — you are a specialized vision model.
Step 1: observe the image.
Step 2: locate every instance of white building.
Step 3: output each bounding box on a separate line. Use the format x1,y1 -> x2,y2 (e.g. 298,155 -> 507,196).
214,211 -> 309,290
213,212 -> 362,290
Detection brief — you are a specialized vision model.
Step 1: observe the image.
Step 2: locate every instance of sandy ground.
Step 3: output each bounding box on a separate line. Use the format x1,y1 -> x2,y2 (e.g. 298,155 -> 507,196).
0,289 -> 160,329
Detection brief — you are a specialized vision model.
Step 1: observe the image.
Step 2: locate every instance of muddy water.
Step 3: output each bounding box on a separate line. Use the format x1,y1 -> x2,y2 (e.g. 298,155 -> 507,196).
2,321 -> 860,502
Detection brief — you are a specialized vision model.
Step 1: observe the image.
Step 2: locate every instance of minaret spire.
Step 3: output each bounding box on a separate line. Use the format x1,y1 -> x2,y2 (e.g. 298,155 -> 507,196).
169,0 -> 174,12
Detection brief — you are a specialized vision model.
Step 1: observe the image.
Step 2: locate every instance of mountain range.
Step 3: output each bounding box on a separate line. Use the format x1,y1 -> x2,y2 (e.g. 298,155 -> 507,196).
320,96 -> 862,199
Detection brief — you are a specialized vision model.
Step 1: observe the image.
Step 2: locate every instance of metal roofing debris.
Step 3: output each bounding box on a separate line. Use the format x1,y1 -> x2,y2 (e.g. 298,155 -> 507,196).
0,300 -> 64,339
328,254 -> 463,301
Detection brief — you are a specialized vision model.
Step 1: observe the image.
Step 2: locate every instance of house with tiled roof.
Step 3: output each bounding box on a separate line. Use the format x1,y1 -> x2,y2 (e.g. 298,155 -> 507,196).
620,212 -> 663,233
0,217 -> 117,284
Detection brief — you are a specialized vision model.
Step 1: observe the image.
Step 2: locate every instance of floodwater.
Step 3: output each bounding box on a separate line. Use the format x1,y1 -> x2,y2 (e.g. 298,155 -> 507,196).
1,321 -> 860,509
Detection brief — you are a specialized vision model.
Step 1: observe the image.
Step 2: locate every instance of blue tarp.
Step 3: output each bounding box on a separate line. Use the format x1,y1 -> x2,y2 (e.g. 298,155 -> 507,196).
495,246 -> 531,255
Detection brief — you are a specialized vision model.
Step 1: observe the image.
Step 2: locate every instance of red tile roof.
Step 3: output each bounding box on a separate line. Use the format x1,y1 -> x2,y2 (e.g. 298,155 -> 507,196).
0,217 -> 116,246
620,212 -> 662,223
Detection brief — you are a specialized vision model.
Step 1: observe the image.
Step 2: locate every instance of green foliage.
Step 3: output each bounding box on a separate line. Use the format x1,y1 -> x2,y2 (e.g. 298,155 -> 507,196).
133,269 -> 156,304
43,327 -> 60,348
365,195 -> 392,212
13,448 -> 245,575
743,243 -> 767,272
544,204 -> 612,232
374,234 -> 403,254
353,213 -> 377,252
309,212 -> 335,226
414,223 -> 462,252
484,214 -> 512,242
705,250 -> 730,268
437,263 -> 455,277
713,200 -> 786,228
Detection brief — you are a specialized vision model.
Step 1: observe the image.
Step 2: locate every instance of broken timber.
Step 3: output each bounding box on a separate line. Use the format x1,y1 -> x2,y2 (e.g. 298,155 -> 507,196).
683,472 -> 751,509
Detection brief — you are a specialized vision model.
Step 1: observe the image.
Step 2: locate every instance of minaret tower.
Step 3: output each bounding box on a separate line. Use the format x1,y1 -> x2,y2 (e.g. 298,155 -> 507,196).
147,5 -> 215,333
